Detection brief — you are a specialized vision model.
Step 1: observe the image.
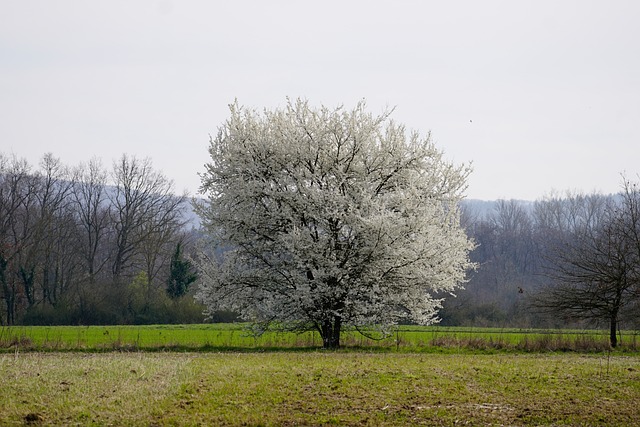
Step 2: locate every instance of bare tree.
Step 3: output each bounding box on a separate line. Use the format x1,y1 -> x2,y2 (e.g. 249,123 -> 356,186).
0,155 -> 39,324
109,155 -> 187,285
30,154 -> 76,306
491,200 -> 536,279
71,158 -> 111,283
531,188 -> 639,347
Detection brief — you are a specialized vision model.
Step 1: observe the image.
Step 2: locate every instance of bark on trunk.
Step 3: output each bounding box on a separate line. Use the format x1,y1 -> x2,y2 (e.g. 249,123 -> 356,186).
609,314 -> 618,348
320,316 -> 341,349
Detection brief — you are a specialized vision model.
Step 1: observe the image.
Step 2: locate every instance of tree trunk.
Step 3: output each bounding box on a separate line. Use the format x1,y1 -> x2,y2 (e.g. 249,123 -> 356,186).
609,314 -> 618,348
0,259 -> 15,325
4,297 -> 14,325
320,316 -> 341,349
2,284 -> 16,326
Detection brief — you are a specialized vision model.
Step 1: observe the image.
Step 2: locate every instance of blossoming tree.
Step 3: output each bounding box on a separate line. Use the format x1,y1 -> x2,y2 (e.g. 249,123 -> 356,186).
196,99 -> 475,348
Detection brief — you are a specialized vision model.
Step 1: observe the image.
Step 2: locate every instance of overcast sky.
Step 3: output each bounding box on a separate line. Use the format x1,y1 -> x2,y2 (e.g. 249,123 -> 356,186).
1,1 -> 639,201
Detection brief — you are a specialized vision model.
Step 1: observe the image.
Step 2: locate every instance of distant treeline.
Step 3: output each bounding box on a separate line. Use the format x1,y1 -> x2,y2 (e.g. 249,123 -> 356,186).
0,153 -> 207,326
441,193 -> 640,330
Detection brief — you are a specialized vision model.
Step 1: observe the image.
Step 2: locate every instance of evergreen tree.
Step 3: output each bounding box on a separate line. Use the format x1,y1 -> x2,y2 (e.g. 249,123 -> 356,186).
166,243 -> 197,299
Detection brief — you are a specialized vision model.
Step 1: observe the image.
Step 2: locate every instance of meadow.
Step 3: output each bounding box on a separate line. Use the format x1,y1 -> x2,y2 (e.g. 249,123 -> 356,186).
2,351 -> 640,426
2,324 -> 640,426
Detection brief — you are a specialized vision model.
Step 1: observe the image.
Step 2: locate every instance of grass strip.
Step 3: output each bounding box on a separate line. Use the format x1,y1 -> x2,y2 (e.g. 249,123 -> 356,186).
2,324 -> 638,353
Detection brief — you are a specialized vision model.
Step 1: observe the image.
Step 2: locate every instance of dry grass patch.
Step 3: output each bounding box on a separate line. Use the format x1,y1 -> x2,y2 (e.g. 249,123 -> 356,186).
0,352 -> 193,425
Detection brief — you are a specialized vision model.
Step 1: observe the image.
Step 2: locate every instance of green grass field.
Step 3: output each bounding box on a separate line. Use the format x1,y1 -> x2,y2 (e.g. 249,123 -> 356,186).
2,352 -> 639,426
2,324 -> 638,352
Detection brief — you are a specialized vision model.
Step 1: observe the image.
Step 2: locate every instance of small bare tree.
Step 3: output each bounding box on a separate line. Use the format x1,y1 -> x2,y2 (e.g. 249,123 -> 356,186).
532,184 -> 640,347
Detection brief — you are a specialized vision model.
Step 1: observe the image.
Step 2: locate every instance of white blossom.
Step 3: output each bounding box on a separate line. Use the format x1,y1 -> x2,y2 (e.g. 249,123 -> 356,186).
195,99 -> 475,347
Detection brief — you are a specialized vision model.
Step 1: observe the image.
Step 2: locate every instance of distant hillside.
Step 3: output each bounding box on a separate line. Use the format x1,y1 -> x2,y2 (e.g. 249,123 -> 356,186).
462,198 -> 534,220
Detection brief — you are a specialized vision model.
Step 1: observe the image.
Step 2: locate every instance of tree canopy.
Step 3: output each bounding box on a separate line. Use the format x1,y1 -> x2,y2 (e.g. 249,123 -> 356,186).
195,99 -> 475,348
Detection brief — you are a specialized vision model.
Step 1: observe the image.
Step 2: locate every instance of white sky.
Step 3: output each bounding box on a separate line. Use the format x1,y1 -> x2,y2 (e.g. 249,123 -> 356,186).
1,1 -> 639,200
